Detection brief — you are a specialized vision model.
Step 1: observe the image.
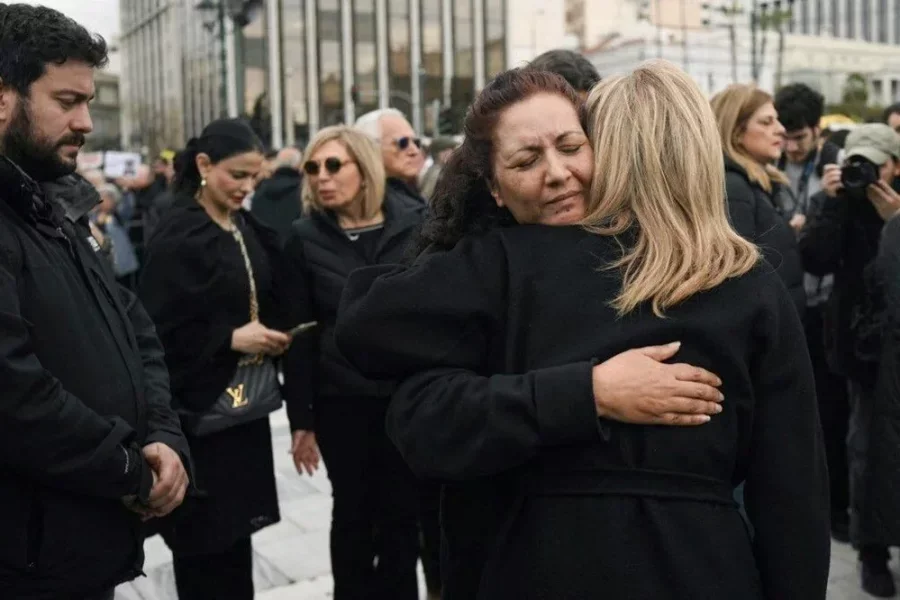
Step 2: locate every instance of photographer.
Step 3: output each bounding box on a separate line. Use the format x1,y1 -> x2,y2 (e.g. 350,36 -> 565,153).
800,123 -> 900,598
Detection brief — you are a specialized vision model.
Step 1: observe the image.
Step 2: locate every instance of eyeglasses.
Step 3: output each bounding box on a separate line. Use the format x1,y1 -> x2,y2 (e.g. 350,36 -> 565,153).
393,136 -> 423,151
303,157 -> 355,176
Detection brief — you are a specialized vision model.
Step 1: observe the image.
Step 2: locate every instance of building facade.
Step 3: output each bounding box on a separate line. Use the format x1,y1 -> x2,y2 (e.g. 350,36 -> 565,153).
119,0 -> 187,154
238,0 -> 512,149
87,72 -> 123,151
120,0 -> 578,151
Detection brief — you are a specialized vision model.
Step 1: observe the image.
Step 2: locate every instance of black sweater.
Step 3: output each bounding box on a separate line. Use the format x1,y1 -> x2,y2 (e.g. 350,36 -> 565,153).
335,225 -> 829,600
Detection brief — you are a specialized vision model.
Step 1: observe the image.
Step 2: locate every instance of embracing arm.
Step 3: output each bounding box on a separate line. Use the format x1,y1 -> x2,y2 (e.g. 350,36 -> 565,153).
337,235 -> 725,481
744,277 -> 830,598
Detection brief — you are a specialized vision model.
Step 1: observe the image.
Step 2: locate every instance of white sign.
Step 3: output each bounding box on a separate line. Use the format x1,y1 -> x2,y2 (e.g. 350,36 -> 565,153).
103,151 -> 142,178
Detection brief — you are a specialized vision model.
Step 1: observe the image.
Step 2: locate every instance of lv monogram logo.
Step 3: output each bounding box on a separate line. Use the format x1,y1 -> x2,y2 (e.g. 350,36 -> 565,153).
227,384 -> 249,408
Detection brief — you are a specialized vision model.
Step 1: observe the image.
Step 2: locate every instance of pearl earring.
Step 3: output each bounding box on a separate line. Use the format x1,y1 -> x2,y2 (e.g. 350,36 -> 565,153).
201,178 -> 207,187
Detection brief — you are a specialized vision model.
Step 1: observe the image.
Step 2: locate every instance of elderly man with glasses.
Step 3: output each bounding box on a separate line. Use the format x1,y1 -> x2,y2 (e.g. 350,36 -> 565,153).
355,109 -> 427,209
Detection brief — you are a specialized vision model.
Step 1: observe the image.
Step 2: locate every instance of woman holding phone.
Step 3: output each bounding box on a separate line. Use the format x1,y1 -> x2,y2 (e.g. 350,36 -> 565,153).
281,126 -> 427,600
140,118 -> 318,600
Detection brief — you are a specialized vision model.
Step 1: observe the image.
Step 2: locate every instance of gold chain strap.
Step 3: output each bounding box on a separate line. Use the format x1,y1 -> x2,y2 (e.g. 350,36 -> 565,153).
230,223 -> 264,366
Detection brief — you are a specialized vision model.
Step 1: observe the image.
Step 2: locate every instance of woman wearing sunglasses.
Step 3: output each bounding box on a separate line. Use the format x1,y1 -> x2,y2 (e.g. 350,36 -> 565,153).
281,125 -> 426,600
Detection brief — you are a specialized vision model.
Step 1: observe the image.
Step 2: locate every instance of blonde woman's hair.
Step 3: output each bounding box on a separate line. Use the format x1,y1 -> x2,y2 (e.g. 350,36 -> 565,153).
582,60 -> 760,316
710,83 -> 790,192
301,126 -> 386,217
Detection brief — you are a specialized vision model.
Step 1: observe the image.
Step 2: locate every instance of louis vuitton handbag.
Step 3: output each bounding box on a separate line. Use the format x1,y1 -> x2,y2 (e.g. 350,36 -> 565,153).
180,222 -> 283,437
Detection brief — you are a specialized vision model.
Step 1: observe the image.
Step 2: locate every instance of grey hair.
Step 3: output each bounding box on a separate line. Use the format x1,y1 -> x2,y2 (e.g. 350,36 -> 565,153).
354,108 -> 408,141
97,183 -> 122,205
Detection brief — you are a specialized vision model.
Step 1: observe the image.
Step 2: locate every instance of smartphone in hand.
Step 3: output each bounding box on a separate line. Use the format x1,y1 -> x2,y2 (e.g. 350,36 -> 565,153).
286,321 -> 318,338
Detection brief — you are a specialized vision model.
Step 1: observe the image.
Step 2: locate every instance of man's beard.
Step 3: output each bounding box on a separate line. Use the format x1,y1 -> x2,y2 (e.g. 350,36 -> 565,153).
3,99 -> 85,181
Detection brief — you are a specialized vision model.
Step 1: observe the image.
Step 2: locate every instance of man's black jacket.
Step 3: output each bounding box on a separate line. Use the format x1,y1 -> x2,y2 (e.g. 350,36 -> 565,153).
0,158 -> 190,599
799,188 -> 885,384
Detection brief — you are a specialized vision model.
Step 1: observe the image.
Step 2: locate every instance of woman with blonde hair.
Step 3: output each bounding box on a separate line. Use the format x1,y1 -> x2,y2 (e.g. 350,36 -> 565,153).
333,61 -> 829,598
281,125 -> 425,599
711,83 -> 807,316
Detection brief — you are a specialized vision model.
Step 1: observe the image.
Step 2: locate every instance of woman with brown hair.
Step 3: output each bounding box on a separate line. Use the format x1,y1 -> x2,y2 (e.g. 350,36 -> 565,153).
334,62 -> 829,598
711,84 -> 806,316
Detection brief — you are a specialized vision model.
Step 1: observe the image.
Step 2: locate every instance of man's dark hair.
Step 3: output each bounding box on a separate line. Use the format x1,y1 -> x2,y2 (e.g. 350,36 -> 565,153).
774,83 -> 824,132
0,4 -> 108,94
883,102 -> 900,123
265,149 -> 279,160
529,49 -> 600,94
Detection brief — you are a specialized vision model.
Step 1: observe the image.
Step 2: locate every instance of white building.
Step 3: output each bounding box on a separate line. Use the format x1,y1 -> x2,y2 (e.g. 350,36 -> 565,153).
582,0 -> 900,104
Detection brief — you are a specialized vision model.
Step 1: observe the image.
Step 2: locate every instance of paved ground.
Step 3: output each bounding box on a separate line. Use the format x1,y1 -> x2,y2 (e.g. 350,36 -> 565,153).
114,409 -> 889,599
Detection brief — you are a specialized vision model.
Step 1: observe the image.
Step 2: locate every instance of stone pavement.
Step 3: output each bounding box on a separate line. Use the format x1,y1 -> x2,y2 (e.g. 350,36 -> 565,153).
115,408 -> 889,599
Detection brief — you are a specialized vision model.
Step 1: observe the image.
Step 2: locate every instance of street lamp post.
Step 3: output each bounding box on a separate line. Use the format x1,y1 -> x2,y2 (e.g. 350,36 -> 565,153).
196,0 -> 228,118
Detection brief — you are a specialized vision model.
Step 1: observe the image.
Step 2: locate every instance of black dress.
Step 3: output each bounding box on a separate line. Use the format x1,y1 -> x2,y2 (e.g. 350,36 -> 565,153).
140,196 -> 296,556
334,225 -> 831,599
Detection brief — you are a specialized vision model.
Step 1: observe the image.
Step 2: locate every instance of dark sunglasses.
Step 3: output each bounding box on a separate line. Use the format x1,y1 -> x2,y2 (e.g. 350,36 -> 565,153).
303,157 -> 354,176
393,136 -> 423,151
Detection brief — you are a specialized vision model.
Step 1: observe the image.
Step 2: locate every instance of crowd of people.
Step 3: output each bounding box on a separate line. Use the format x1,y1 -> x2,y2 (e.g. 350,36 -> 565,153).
9,2 -> 900,600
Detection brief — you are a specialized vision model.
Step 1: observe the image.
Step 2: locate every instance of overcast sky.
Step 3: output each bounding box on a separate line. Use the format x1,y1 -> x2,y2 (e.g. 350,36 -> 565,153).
22,0 -> 121,71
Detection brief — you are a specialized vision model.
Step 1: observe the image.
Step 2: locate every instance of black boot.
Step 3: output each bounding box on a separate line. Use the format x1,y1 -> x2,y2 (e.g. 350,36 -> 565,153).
860,547 -> 897,598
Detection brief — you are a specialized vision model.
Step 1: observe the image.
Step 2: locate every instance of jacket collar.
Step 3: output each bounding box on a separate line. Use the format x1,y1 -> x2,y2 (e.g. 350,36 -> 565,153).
0,156 -> 100,225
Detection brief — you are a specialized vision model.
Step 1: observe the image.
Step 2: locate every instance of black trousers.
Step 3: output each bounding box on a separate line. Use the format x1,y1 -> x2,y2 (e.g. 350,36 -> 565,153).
172,537 -> 254,600
805,305 -> 850,517
317,397 -> 420,600
419,480 -> 442,594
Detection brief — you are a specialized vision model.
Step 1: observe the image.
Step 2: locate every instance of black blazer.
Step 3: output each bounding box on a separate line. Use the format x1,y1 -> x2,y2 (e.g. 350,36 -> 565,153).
335,225 -> 829,600
281,192 -> 425,429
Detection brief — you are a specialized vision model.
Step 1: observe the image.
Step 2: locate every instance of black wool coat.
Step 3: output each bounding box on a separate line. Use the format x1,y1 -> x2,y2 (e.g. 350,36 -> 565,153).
724,157 -> 806,318
139,196 -> 304,555
335,225 -> 830,600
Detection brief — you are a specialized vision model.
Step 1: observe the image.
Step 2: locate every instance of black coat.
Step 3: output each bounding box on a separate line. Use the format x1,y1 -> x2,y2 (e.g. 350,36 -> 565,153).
335,226 -> 830,600
251,166 -> 303,244
800,188 -> 885,384
0,160 -> 189,598
860,215 -> 900,544
139,196 -> 301,555
281,192 -> 425,429
724,157 -> 806,317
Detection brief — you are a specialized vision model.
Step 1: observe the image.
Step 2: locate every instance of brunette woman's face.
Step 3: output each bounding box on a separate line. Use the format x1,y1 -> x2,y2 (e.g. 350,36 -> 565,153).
739,102 -> 786,164
490,93 -> 593,225
197,150 -> 263,212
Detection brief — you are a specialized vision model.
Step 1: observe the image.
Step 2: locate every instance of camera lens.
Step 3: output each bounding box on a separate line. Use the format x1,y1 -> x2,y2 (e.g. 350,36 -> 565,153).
841,157 -> 879,190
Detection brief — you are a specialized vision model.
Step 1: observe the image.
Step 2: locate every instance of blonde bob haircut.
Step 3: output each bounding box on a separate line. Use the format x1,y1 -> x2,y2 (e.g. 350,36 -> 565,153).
300,126 -> 386,217
710,83 -> 790,193
582,60 -> 760,316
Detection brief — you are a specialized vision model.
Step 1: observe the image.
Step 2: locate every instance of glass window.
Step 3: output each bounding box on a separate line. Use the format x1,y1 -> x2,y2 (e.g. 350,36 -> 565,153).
318,0 -> 343,126
451,0 -> 474,131
814,0 -> 822,35
861,0 -> 871,40
847,0 -> 856,38
241,7 -> 271,145
388,0 -> 411,119
484,0 -> 505,80
421,0 -> 442,135
353,0 -> 379,118
831,0 -> 839,37
879,0 -> 888,42
282,0 -> 309,146
799,0 -> 808,34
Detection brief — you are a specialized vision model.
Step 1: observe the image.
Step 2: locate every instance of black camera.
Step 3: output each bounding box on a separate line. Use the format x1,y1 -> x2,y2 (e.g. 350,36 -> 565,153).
841,156 -> 880,190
